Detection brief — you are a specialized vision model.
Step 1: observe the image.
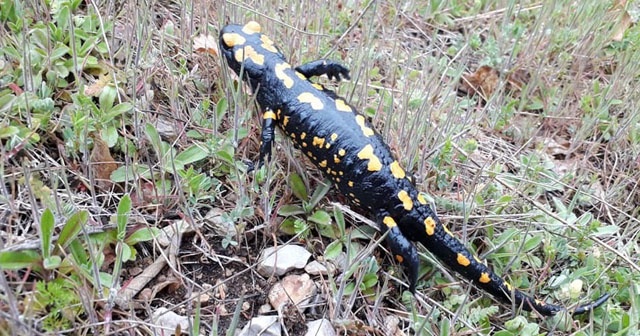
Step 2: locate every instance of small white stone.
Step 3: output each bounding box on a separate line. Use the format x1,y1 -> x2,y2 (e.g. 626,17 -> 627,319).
305,260 -> 336,275
305,319 -> 336,336
268,273 -> 317,313
152,307 -> 191,334
258,245 -> 311,277
238,315 -> 280,336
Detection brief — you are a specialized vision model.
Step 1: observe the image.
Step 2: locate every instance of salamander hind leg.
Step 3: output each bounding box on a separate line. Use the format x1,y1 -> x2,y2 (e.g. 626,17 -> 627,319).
378,213 -> 420,293
295,60 -> 351,81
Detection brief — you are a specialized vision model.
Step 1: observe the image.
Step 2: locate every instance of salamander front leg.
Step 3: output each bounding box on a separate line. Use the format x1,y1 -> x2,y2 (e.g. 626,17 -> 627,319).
379,214 -> 420,293
257,109 -> 278,169
295,60 -> 351,81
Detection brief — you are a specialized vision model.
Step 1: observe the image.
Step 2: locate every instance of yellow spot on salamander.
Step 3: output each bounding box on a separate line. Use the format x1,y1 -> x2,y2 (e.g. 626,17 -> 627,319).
535,299 -> 546,306
479,273 -> 491,284
457,253 -> 471,267
312,137 -> 325,148
263,111 -> 276,120
383,216 -> 397,228
338,149 -> 346,156
260,34 -> 278,52
504,281 -> 514,292
395,254 -> 404,263
330,133 -> 338,141
298,92 -> 324,110
306,151 -> 313,157
338,171 -> 343,175
417,194 -> 427,205
389,161 -> 406,179
222,33 -> 245,47
242,21 -> 261,34
283,116 -> 290,126
335,99 -> 352,112
442,222 -> 454,236
275,63 -> 294,88
348,181 -> 354,187
234,46 -> 264,65
290,133 -> 296,139
295,71 -> 306,80
312,83 -> 324,91
355,115 -> 374,136
336,177 -> 340,182
300,132 -> 306,140
357,144 -> 382,172
319,160 -> 327,168
333,155 -> 341,164
302,142 -> 307,147
397,190 -> 413,211
424,216 -> 435,235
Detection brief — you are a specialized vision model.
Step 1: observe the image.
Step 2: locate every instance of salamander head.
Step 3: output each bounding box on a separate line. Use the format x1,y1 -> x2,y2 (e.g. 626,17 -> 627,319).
219,21 -> 283,82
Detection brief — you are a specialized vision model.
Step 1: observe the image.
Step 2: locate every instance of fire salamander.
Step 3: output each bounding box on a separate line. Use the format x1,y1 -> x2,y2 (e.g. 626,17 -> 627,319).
219,21 -> 609,316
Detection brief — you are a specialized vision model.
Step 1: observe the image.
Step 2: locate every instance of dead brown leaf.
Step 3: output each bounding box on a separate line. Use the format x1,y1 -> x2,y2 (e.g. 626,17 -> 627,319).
458,65 -> 501,99
611,0 -> 634,41
193,34 -> 219,56
89,133 -> 118,189
84,72 -> 111,96
459,65 -> 532,103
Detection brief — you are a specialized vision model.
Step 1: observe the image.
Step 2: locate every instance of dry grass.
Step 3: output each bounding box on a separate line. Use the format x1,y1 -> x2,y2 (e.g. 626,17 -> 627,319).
1,0 -> 638,334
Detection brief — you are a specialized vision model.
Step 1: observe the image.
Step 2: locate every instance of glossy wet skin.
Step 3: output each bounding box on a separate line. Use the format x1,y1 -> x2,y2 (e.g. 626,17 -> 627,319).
219,21 -> 609,316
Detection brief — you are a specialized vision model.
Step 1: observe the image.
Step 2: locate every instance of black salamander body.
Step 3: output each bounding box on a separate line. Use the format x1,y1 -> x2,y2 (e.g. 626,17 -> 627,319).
219,21 -> 609,316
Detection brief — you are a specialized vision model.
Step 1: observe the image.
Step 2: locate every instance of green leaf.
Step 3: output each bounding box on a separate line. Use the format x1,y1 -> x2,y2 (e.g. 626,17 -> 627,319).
175,144 -> 208,165
361,273 -> 378,289
99,85 -> 117,111
54,4 -> 69,30
0,250 -> 41,270
308,179 -> 331,208
116,194 -> 131,241
277,204 -> 305,217
0,125 -> 19,139
56,210 -> 88,251
591,225 -> 619,236
333,206 -> 345,237
50,44 -> 69,61
215,98 -> 228,127
43,256 -> 62,270
215,146 -> 235,164
40,208 -> 55,260
324,240 -> 343,259
69,239 -> 88,265
145,123 -> 163,159
308,210 -> 331,226
279,218 -> 298,235
125,227 -> 160,245
288,173 -> 308,201
110,164 -> 152,182
316,221 -> 338,240
102,126 -> 118,147
108,102 -> 133,116
523,235 -> 542,252
121,243 -> 133,261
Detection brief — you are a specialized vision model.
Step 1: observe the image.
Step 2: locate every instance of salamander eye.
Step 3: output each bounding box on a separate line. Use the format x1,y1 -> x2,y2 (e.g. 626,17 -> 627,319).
243,21 -> 261,34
